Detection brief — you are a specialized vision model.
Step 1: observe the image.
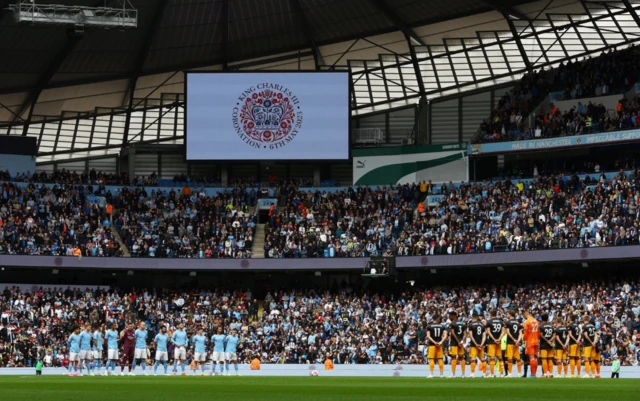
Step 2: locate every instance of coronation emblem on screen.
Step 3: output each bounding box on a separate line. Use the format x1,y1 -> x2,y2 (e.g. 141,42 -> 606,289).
232,83 -> 303,150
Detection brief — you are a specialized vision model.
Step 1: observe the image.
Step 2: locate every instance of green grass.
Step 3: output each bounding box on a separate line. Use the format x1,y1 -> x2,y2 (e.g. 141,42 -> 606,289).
1,376 -> 638,401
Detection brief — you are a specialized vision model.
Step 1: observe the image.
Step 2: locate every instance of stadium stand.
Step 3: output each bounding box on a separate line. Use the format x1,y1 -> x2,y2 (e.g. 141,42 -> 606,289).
113,186 -> 255,258
473,45 -> 640,143
2,162 -> 639,258
0,279 -> 638,368
0,182 -> 123,257
262,170 -> 640,258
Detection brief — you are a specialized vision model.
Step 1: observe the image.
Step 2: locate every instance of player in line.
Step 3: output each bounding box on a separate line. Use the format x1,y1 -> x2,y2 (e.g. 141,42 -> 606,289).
120,322 -> 136,376
224,328 -> 241,376
132,322 -> 149,375
448,312 -> 466,378
211,327 -> 226,375
485,310 -> 505,378
192,327 -> 208,376
172,323 -> 189,376
554,317 -> 570,378
92,324 -> 104,375
426,315 -> 447,378
105,323 -> 120,376
467,313 -> 486,378
153,326 -> 170,376
80,323 -> 94,376
67,325 -> 82,376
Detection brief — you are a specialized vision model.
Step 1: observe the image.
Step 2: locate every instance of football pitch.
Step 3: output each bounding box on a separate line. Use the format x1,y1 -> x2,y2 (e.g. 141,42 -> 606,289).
1,376 -> 639,401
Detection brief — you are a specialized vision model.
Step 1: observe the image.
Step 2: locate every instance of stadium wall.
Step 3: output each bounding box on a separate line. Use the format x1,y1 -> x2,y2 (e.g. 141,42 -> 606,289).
3,365 -> 638,378
1,245 -> 639,270
352,143 -> 468,185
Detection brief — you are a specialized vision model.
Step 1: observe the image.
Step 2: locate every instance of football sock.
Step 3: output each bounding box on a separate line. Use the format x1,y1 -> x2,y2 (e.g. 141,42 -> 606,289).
530,357 -> 538,377
429,359 -> 435,374
470,361 -> 476,374
438,359 -> 444,374
451,359 -> 458,374
461,360 -> 466,375
585,361 -> 591,375
591,361 -> 597,376
489,360 -> 495,376
517,360 -> 522,375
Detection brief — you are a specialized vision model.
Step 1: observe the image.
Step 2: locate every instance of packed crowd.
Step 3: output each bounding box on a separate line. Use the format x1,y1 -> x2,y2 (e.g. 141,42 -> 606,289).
0,278 -> 638,368
263,168 -> 640,258
0,181 -> 123,257
113,186 -> 256,258
474,45 -> 640,143
11,169 -> 141,186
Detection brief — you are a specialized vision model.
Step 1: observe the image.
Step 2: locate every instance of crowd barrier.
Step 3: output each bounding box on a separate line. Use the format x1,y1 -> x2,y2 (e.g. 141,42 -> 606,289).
1,244 -> 639,270
1,364 -> 637,378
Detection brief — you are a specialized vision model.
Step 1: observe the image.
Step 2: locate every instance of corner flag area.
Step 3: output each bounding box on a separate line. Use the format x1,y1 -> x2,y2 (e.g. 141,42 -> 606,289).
2,376 -> 639,401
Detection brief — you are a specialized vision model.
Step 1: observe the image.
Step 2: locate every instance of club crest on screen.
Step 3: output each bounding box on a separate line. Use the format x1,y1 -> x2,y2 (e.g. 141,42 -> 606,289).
232,83 -> 303,151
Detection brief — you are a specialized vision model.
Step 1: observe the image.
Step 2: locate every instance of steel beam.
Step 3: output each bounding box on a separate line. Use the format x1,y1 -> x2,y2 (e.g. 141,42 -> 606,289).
622,0 -> 640,28
122,0 -> 168,144
480,0 -> 531,21
222,0 -> 229,70
506,18 -> 533,73
291,0 -> 324,69
405,35 -> 426,101
367,0 -> 426,46
15,30 -> 81,135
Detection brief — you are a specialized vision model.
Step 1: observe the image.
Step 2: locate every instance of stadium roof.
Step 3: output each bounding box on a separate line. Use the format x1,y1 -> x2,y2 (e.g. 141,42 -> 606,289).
0,0 -> 538,93
3,0 -> 640,164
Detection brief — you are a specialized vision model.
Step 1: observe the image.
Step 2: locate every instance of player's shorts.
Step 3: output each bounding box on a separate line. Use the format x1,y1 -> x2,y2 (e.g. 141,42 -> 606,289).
174,346 -> 186,360
69,352 -> 79,362
554,349 -> 567,360
93,350 -> 102,360
427,346 -> 444,360
525,345 -> 539,357
486,344 -> 500,358
225,352 -> 237,361
568,344 -> 580,358
506,344 -> 521,360
449,345 -> 465,357
134,348 -> 147,359
582,346 -> 595,359
211,352 -> 225,362
123,348 -> 134,361
79,350 -> 92,360
540,349 -> 553,359
469,346 -> 484,359
107,349 -> 119,360
155,351 -> 168,361
194,352 -> 207,362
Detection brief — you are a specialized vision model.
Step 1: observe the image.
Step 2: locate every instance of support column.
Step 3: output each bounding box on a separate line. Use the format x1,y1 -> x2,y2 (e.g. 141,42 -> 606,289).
314,167 -> 321,187
127,145 -> 136,182
221,164 -> 229,187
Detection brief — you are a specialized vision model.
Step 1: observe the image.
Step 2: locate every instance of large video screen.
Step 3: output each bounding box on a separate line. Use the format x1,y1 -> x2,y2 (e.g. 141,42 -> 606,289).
185,71 -> 350,161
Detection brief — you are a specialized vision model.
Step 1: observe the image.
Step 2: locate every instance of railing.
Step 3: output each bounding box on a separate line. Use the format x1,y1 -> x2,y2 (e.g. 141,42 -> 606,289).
1,245 -> 639,270
353,128 -> 384,147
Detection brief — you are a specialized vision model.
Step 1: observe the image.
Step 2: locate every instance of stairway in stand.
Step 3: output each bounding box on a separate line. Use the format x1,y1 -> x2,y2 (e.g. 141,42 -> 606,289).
111,225 -> 131,257
252,224 -> 266,258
